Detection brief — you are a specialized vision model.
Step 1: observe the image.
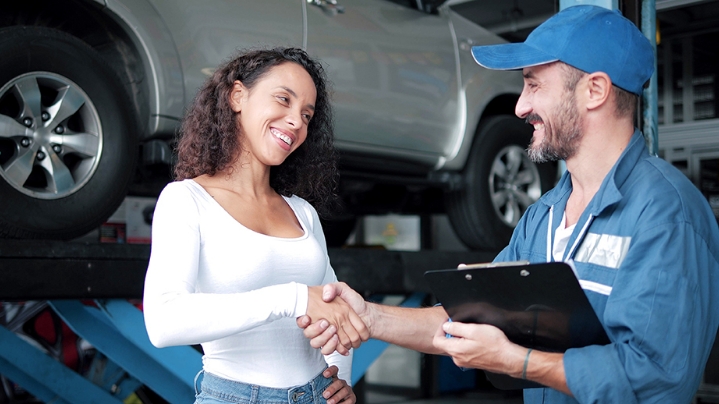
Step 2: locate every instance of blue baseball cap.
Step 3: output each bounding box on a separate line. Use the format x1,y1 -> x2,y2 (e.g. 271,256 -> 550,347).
471,5 -> 654,95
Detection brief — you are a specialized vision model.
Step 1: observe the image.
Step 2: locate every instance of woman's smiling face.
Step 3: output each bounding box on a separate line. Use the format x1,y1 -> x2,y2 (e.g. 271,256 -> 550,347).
230,62 -> 317,167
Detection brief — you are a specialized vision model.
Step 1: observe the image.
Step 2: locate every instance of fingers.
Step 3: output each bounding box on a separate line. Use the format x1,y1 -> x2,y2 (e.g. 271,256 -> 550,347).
339,321 -> 362,349
443,320 -> 499,341
442,320 -> 470,338
304,321 -> 348,356
302,319 -> 350,355
339,316 -> 366,349
335,327 -> 354,352
304,320 -> 332,347
296,315 -> 311,329
326,282 -> 368,317
336,283 -> 366,314
436,321 -> 450,339
431,321 -> 454,354
347,310 -> 370,342
322,283 -> 342,302
442,320 -> 455,337
306,283 -> 369,354
333,299 -> 367,349
322,376 -> 355,404
327,384 -> 355,404
322,334 -> 349,356
323,365 -> 339,378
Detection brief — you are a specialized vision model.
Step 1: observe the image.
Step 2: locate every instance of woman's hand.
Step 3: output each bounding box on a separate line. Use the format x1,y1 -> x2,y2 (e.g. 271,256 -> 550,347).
306,285 -> 369,352
301,283 -> 371,355
322,366 -> 355,404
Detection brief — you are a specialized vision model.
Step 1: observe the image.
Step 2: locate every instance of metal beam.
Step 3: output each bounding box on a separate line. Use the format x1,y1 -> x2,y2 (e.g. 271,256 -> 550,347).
642,0 -> 659,155
0,325 -> 123,404
48,300 -> 199,404
656,0 -> 714,10
0,240 -> 499,299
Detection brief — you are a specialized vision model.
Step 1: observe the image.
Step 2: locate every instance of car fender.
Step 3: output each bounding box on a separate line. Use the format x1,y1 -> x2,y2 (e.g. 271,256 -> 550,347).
440,7 -> 523,171
442,69 -> 523,171
103,0 -> 185,137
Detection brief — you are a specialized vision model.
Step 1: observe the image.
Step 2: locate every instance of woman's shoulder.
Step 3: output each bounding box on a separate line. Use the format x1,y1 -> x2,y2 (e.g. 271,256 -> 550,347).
157,179 -> 213,209
283,194 -> 309,208
284,195 -> 320,223
160,179 -> 203,198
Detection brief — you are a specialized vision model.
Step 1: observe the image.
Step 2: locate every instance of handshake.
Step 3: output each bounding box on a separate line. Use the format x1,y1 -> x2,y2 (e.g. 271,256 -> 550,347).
298,282 -> 372,356
296,281 -> 551,393
296,282 -> 463,359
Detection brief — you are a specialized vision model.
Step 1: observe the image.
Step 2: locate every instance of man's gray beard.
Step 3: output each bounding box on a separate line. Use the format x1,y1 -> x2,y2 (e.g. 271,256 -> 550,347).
525,93 -> 583,164
527,139 -> 562,163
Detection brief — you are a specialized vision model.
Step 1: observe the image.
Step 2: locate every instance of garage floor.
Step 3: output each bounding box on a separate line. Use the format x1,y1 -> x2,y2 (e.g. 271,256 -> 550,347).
367,390 -> 523,404
362,344 -> 524,404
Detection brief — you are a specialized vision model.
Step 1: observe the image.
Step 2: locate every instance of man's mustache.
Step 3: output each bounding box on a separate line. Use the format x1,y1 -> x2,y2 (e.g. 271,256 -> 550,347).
525,114 -> 543,125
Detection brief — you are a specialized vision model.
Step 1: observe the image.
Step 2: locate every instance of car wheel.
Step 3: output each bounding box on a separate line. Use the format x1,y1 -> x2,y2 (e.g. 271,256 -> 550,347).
446,115 -> 556,250
0,26 -> 138,240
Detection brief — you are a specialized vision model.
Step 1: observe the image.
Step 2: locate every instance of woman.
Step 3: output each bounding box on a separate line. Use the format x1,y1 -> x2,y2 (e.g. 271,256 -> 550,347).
143,47 -> 365,404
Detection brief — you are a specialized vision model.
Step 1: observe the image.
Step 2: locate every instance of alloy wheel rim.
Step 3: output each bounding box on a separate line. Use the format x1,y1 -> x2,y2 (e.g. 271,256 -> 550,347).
488,145 -> 543,227
0,72 -> 103,199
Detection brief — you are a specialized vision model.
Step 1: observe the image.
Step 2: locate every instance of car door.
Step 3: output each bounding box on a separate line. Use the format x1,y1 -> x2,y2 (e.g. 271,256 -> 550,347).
305,0 -> 461,165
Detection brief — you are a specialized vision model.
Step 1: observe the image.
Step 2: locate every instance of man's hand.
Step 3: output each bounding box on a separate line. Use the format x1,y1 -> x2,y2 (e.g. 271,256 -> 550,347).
431,320 -> 522,375
306,285 -> 369,354
298,282 -> 371,355
433,320 -> 570,394
321,365 -> 355,404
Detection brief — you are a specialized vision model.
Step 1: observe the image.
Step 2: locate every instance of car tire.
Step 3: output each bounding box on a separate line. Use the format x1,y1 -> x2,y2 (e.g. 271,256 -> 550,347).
446,115 -> 556,251
0,26 -> 138,240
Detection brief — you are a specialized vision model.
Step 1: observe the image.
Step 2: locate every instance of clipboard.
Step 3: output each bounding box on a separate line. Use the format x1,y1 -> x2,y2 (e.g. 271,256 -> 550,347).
424,261 -> 610,390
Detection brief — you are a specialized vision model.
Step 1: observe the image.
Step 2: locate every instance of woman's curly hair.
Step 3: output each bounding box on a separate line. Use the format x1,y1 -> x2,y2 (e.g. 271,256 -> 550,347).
174,47 -> 339,216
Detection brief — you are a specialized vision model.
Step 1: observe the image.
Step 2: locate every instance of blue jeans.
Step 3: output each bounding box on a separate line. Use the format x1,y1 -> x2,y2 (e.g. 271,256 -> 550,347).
194,367 -> 332,404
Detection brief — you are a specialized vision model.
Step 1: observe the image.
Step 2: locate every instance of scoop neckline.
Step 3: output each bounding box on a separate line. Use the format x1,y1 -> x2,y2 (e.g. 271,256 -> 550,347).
185,179 -> 309,241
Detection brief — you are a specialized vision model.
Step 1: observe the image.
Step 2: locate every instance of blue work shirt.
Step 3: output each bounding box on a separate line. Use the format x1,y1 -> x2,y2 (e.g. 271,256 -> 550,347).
495,130 -> 719,403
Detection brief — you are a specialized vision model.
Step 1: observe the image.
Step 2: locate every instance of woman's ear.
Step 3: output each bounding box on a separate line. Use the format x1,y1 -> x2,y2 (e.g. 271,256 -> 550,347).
229,80 -> 245,112
584,72 -> 611,111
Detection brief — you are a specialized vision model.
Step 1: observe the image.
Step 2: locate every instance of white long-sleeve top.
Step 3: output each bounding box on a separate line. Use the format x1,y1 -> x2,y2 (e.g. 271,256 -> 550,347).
143,179 -> 351,387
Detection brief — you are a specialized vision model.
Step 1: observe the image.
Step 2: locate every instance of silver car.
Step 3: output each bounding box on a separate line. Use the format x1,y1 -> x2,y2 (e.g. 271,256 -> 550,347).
0,0 -> 555,249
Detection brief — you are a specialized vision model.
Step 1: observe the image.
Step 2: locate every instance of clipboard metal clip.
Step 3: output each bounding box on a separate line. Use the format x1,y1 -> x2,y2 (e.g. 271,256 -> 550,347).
457,260 -> 530,270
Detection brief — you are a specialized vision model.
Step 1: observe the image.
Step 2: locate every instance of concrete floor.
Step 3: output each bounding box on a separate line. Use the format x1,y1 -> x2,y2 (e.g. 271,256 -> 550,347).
362,344 -> 524,404
367,390 -> 523,404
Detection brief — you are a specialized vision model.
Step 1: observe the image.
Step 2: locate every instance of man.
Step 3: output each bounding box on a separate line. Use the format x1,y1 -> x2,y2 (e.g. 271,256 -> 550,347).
300,5 -> 719,403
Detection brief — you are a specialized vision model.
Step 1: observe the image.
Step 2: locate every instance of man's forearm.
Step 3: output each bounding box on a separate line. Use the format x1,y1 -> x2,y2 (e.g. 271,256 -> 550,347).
524,350 -> 570,395
367,304 -> 448,354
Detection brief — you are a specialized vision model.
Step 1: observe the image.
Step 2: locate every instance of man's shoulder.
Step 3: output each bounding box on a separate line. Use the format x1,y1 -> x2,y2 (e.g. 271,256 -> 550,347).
624,156 -> 716,232
629,156 -> 705,205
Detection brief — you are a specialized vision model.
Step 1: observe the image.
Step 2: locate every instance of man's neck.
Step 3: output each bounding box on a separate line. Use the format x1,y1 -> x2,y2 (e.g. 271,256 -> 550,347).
563,122 -> 634,226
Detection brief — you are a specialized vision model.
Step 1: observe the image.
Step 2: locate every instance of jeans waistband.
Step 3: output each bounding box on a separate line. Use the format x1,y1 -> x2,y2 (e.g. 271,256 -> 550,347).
195,366 -> 331,404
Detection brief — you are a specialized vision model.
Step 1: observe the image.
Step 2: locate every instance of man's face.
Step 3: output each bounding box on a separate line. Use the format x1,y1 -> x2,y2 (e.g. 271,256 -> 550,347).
515,63 -> 584,163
